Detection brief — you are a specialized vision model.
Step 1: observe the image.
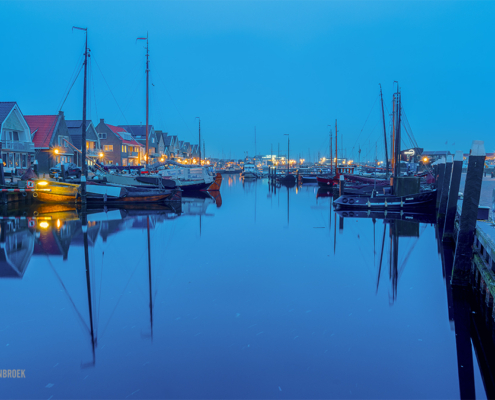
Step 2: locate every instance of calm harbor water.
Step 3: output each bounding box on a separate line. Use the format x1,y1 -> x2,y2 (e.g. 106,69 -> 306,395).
0,176 -> 489,399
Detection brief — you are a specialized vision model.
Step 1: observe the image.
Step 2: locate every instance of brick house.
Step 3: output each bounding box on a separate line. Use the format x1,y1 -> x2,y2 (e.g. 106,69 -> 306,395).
119,125 -> 158,163
66,120 -> 100,167
0,102 -> 35,173
25,111 -> 75,174
95,119 -> 143,166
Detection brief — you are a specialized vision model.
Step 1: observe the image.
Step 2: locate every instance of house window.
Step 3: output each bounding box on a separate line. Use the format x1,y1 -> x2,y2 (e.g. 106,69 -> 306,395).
12,131 -> 19,141
58,136 -> 69,148
1,153 -> 6,164
15,153 -> 20,167
8,153 -> 13,167
122,145 -> 127,153
99,132 -> 107,139
103,145 -> 113,152
122,158 -> 128,166
22,154 -> 27,168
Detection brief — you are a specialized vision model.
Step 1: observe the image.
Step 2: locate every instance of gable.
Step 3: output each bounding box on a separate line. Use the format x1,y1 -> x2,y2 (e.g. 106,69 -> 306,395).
25,115 -> 59,148
3,109 -> 24,131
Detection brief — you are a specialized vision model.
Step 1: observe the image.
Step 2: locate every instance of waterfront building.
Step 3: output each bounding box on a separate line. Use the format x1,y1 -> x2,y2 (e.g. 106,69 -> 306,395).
66,120 -> 100,167
119,124 -> 159,162
0,102 -> 35,173
96,119 -> 143,166
25,111 -> 75,174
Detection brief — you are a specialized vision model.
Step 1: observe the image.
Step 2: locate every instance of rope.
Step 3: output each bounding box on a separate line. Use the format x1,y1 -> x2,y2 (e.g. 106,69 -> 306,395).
92,54 -> 132,127
59,64 -> 83,112
351,93 -> 380,152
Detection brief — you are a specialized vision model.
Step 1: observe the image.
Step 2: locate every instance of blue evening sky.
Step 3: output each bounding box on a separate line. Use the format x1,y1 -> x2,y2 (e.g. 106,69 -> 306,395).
1,1 -> 494,161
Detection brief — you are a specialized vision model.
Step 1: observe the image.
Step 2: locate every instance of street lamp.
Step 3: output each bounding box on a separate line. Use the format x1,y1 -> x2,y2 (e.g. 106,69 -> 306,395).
195,117 -> 201,163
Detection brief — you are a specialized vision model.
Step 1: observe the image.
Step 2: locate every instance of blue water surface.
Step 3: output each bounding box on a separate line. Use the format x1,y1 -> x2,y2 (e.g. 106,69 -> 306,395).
0,176 -> 487,399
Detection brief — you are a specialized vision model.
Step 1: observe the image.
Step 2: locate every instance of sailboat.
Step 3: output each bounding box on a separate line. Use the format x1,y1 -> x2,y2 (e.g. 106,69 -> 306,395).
99,35 -> 220,193
278,135 -> 296,185
334,85 -> 437,211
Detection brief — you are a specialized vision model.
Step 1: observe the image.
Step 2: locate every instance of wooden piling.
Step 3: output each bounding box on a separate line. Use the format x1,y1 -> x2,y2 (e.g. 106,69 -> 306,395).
443,151 -> 464,241
339,175 -> 344,196
439,155 -> 453,217
0,143 -> 5,187
452,141 -> 486,286
436,157 -> 446,209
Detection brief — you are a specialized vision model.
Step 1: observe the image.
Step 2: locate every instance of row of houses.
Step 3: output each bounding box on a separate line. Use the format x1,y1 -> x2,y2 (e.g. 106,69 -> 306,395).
0,102 -> 201,174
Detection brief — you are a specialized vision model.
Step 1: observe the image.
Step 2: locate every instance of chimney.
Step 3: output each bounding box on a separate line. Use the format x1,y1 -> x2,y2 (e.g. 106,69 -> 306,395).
100,118 -> 104,124
58,110 -> 64,117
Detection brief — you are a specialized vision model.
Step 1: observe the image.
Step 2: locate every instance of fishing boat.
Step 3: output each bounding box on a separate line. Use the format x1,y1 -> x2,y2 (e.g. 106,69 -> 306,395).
33,181 -> 80,203
85,183 -> 181,204
241,163 -> 257,179
334,84 -> 437,211
334,190 -> 436,210
102,164 -> 222,191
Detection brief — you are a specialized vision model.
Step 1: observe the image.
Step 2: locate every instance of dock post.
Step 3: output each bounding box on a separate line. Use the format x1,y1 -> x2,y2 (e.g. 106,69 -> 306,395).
61,164 -> 66,182
339,175 -> 344,196
0,143 -> 5,187
439,155 -> 453,217
452,141 -> 486,286
436,157 -> 446,210
443,151 -> 464,241
33,159 -> 38,177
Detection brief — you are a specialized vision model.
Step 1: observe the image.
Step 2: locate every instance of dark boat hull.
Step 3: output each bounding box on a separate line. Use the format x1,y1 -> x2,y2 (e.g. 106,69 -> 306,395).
86,187 -> 182,204
334,190 -> 437,210
316,176 -> 335,186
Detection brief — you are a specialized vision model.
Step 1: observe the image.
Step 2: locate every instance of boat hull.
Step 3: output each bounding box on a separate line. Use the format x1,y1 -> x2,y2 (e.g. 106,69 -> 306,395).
34,181 -> 80,203
316,176 -> 335,186
334,190 -> 437,210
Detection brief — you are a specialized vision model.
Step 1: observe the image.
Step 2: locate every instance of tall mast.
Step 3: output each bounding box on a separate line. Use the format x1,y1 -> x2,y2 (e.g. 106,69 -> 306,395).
379,84 -> 390,179
392,93 -> 396,175
145,33 -> 149,170
196,117 -> 201,163
394,86 -> 401,178
254,126 -> 256,162
335,119 -> 338,169
330,130 -> 333,172
397,90 -> 402,176
73,26 -> 88,203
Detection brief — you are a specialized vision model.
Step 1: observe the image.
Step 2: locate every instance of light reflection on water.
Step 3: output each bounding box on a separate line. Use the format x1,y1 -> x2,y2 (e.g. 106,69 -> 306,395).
0,177 -> 489,399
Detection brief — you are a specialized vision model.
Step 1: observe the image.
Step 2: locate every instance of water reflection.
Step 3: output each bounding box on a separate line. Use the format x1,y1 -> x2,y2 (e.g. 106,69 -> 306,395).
0,191 -> 221,280
0,179 -> 493,399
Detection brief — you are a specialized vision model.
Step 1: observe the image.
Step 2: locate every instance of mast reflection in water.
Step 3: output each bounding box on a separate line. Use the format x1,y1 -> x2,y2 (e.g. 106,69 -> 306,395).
0,179 -> 492,399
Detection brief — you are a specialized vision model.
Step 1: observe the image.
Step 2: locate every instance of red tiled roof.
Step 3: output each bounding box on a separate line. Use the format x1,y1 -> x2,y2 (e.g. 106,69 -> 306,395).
25,115 -> 59,148
106,124 -> 143,147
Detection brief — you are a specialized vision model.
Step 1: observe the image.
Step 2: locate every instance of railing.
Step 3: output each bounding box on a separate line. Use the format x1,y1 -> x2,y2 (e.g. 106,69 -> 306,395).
1,141 -> 35,152
128,151 -> 139,158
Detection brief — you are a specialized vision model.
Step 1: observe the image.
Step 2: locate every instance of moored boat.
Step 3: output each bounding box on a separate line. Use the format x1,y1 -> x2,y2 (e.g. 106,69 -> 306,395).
34,181 -> 80,203
334,189 -> 437,210
241,164 -> 257,179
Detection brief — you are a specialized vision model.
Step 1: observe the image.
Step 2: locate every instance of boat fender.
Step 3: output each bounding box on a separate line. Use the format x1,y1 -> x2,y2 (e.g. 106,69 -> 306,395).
22,192 -> 27,197
343,212 -> 348,217
342,198 -> 348,203
349,212 -> 354,217
33,192 -> 38,198
349,199 -> 355,204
